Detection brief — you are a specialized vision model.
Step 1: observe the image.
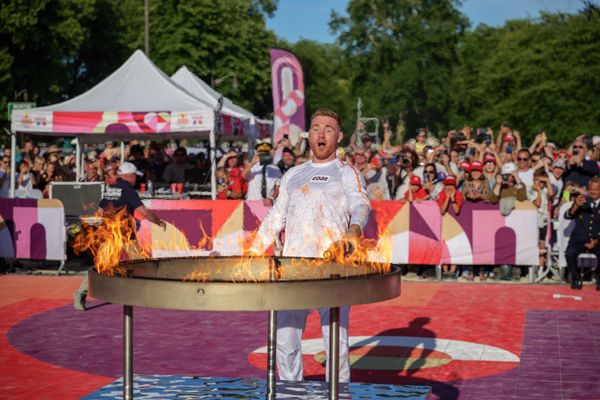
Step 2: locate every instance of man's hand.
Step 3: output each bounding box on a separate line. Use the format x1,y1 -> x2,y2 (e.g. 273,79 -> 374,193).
584,239 -> 598,250
323,239 -> 356,260
157,220 -> 167,231
323,224 -> 362,260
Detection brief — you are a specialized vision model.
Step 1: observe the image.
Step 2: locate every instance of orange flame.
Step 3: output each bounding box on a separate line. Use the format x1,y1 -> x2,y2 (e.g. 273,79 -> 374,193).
80,205 -> 393,283
73,207 -> 150,276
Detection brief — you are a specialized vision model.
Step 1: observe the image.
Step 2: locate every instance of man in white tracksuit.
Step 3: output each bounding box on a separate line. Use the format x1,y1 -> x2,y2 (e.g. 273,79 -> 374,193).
251,108 -> 370,383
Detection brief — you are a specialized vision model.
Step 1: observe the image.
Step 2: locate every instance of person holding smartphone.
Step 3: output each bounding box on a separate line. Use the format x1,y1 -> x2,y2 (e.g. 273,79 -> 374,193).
565,177 -> 600,290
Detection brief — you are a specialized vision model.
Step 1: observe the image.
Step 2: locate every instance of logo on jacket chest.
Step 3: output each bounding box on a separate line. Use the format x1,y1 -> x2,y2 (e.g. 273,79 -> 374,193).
310,175 -> 330,183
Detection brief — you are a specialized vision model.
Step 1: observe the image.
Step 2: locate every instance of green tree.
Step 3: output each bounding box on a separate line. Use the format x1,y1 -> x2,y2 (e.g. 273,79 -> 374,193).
147,0 -> 277,117
450,10 -> 600,145
330,0 -> 468,137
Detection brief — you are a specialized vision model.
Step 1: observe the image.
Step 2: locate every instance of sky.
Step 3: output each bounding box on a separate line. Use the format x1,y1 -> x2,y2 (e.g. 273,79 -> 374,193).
266,0 -> 582,43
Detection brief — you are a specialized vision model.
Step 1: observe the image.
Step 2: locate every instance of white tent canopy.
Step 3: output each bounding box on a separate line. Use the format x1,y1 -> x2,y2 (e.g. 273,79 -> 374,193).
9,50 -> 219,198
172,66 -> 253,119
11,50 -> 215,138
171,66 -> 272,137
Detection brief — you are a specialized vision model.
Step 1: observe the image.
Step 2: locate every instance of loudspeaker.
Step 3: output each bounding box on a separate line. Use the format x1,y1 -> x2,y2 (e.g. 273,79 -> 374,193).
49,182 -> 104,217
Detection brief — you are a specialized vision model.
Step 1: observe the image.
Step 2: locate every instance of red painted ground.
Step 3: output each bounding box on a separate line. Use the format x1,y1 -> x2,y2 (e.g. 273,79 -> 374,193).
2,275 -> 600,399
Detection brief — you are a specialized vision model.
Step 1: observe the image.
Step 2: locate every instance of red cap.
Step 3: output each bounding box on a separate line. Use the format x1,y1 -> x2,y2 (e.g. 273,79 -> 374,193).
483,154 -> 496,164
504,135 -> 514,142
410,175 -> 422,186
443,175 -> 457,187
459,161 -> 471,172
556,149 -> 570,159
470,161 -> 483,171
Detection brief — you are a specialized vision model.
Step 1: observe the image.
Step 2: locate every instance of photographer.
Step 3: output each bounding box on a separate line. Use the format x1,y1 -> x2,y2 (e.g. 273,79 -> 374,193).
421,163 -> 444,201
565,177 -> 600,290
244,141 -> 282,206
462,161 -> 492,203
489,163 -> 527,214
563,138 -> 599,188
393,149 -> 418,200
16,159 -> 35,192
277,148 -> 296,175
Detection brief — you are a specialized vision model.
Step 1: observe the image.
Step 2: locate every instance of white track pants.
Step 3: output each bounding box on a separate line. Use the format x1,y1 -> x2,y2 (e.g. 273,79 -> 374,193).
276,306 -> 350,382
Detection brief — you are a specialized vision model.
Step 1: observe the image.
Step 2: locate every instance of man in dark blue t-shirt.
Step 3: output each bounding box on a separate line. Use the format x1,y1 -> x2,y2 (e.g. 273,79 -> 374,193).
74,162 -> 165,310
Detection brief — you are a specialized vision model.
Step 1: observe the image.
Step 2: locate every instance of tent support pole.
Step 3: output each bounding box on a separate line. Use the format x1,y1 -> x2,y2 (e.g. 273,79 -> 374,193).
120,142 -> 125,164
210,129 -> 216,200
9,130 -> 16,198
75,137 -> 81,181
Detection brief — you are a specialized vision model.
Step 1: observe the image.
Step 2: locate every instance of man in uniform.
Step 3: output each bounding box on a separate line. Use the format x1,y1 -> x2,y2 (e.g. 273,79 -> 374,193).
73,162 -> 166,310
565,177 -> 600,290
251,108 -> 370,383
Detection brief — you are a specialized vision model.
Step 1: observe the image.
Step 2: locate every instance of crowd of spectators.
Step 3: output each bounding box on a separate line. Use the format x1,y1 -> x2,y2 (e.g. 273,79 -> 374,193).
2,120 -> 599,284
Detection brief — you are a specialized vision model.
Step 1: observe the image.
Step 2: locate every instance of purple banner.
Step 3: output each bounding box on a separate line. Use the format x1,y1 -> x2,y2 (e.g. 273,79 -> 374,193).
270,48 -> 305,143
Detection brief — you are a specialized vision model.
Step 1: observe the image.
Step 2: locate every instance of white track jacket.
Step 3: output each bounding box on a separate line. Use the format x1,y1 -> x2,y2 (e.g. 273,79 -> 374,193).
253,158 -> 370,258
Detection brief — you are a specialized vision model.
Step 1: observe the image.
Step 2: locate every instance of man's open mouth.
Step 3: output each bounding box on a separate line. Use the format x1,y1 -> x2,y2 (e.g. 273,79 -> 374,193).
317,141 -> 327,149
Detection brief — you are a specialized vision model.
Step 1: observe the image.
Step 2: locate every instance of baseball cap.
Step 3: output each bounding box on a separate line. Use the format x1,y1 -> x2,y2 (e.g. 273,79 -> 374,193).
501,162 -> 516,175
117,162 -> 143,176
470,161 -> 483,171
483,154 -> 496,164
410,176 -> 422,186
443,175 -> 457,187
459,161 -> 471,172
552,160 -> 566,170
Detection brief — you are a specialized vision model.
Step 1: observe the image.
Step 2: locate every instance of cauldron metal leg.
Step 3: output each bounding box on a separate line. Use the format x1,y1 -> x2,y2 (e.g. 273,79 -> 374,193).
329,306 -> 340,400
124,305 -> 134,400
266,309 -> 277,399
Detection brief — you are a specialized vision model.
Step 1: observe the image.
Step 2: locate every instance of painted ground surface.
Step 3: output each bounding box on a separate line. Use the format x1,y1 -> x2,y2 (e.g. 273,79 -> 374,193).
1,275 -> 599,399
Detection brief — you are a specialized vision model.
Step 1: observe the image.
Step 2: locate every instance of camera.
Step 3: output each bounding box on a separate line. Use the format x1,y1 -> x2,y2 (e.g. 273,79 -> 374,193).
402,157 -> 412,165
502,174 -> 510,183
476,128 -> 491,145
259,153 -> 273,166
217,177 -> 226,185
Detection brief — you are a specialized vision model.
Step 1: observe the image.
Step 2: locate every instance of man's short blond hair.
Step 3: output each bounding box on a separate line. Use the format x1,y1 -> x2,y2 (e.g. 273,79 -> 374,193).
311,108 -> 342,129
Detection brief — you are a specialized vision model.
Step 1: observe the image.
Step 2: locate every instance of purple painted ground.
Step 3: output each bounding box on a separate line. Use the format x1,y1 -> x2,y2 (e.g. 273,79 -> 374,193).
8,301 -> 267,378
8,305 -> 600,399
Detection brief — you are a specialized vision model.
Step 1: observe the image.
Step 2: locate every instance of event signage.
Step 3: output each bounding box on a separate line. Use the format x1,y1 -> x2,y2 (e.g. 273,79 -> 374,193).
10,109 -> 214,135
270,48 -> 305,143
7,102 -> 35,121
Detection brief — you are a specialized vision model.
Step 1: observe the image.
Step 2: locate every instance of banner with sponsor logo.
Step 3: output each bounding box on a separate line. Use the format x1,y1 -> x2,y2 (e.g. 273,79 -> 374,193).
0,199 -> 66,261
11,109 -> 214,135
270,48 -> 305,144
139,200 -> 539,265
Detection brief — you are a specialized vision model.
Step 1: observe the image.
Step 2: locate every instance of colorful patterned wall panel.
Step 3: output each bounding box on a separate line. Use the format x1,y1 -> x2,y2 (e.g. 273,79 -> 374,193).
141,200 -> 538,266
0,199 -> 66,261
440,202 -> 539,266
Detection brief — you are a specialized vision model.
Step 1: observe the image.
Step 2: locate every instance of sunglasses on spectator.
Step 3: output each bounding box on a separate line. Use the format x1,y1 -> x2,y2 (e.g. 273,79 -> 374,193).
573,145 -> 584,149
425,170 -> 435,173
517,157 -> 529,161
